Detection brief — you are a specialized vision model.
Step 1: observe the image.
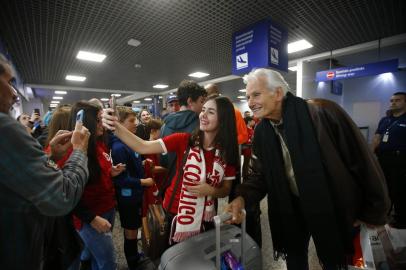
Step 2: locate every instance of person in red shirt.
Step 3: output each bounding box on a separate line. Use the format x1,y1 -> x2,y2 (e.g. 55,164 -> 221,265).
102,96 -> 239,244
59,101 -> 125,270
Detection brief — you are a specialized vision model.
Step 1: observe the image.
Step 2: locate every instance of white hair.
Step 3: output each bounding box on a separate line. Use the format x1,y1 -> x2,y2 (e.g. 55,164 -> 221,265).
243,68 -> 290,95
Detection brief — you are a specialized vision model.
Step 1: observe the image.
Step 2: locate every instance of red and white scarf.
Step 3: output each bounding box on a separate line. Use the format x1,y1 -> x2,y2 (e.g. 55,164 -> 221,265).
172,146 -> 225,242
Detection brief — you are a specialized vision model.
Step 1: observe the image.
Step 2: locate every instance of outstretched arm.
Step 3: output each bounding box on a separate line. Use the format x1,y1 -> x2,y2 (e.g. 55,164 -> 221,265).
103,108 -> 164,154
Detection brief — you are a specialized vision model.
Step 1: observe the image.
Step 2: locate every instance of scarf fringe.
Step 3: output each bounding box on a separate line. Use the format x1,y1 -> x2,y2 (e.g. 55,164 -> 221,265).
172,230 -> 201,243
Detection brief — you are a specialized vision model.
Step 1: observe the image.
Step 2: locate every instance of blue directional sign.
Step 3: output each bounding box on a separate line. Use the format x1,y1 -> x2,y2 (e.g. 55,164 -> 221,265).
232,19 -> 288,75
315,59 -> 399,82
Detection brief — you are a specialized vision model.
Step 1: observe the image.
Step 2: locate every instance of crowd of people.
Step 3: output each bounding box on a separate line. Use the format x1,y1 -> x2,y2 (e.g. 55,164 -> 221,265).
1,50 -> 403,270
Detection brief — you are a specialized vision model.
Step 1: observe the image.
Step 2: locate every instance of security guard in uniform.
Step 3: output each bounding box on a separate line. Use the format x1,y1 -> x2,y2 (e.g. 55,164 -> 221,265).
373,92 -> 406,228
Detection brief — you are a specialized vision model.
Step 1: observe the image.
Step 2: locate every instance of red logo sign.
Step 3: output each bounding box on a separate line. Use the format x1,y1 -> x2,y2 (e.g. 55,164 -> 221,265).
327,72 -> 335,79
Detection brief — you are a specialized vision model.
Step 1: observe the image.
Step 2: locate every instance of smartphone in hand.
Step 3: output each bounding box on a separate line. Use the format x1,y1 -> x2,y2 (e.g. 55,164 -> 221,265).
109,96 -> 117,116
76,109 -> 84,123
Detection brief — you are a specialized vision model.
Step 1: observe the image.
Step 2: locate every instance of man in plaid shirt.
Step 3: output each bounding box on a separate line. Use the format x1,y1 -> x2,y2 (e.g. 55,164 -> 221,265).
0,53 -> 90,269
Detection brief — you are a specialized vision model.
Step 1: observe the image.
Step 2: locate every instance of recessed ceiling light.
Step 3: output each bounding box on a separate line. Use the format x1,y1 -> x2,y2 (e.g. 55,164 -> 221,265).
188,72 -> 209,78
134,64 -> 142,69
111,94 -> 121,97
240,99 -> 247,102
237,96 -> 246,99
238,89 -> 246,93
50,101 -> 60,104
144,98 -> 152,101
288,66 -> 298,72
133,100 -> 141,104
128,39 -> 141,47
100,98 -> 109,102
55,91 -> 67,95
288,39 -> 313,53
66,75 -> 86,82
50,104 -> 58,107
153,84 -> 169,89
76,50 -> 106,62
53,96 -> 63,100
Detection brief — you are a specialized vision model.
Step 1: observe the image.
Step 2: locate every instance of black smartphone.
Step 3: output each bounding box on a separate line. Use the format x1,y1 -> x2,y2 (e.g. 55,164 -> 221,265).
33,108 -> 40,115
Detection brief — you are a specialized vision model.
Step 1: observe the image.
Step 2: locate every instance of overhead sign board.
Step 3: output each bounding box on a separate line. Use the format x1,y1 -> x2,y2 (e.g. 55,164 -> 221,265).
315,59 -> 399,82
232,19 -> 288,75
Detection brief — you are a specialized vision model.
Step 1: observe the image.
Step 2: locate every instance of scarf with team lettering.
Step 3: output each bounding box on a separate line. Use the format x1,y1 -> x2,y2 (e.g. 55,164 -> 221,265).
172,146 -> 225,242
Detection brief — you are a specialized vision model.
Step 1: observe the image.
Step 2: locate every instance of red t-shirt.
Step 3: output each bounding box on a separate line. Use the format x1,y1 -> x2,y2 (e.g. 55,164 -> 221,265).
44,144 -> 72,169
159,133 -> 236,214
58,141 -> 116,229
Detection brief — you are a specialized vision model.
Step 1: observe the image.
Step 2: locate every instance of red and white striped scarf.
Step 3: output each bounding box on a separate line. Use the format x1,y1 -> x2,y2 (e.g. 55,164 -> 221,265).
172,146 -> 225,242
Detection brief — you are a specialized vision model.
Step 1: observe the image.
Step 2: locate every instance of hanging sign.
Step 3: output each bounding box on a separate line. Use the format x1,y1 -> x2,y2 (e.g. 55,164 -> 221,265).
232,19 -> 288,74
315,59 -> 398,82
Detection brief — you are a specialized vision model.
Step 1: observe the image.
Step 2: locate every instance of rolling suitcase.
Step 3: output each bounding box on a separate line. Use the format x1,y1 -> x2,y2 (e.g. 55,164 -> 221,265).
158,210 -> 262,270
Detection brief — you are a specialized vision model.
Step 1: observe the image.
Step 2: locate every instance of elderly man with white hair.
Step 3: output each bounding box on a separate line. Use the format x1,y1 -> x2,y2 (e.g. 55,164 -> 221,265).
226,68 -> 390,270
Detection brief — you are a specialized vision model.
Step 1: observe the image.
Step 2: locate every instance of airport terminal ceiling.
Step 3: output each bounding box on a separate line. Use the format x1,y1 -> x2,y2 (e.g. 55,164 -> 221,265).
0,0 -> 405,103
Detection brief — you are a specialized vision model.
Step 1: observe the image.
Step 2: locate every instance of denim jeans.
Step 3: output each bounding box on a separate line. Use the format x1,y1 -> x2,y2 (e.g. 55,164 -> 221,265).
68,209 -> 117,270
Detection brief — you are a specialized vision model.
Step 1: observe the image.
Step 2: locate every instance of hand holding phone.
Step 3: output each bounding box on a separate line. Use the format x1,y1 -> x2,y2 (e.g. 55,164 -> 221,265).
72,110 -> 90,154
76,109 -> 84,123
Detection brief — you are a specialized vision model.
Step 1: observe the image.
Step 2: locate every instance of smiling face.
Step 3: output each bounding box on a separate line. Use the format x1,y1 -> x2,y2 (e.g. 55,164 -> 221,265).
140,110 -> 151,123
0,64 -> 18,114
246,75 -> 283,120
199,99 -> 219,133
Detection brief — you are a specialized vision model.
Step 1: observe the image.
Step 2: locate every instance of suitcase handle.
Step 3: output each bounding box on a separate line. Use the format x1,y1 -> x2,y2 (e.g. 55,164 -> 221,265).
214,209 -> 246,270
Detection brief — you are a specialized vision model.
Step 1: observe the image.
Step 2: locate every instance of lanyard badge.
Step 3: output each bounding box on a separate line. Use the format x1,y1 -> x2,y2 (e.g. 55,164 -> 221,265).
382,132 -> 389,143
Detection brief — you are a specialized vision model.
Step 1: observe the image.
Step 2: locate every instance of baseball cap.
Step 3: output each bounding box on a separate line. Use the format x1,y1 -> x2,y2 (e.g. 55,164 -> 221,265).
167,95 -> 178,103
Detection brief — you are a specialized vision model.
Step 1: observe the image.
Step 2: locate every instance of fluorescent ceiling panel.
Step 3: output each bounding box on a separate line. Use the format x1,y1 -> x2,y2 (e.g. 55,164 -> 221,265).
66,75 -> 86,81
153,84 -> 169,89
288,39 -> 313,53
188,72 -> 209,78
76,50 -> 106,62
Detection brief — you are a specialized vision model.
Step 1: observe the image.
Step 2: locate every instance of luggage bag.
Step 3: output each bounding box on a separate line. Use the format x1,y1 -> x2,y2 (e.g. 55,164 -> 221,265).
159,210 -> 262,270
141,159 -> 167,261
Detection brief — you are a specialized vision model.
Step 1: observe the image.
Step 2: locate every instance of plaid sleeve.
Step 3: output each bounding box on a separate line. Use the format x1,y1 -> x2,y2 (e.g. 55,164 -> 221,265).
0,114 -> 89,216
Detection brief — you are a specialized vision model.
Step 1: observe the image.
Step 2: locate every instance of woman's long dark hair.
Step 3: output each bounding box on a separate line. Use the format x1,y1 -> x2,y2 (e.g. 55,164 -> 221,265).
69,101 -> 106,183
190,96 -> 239,167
